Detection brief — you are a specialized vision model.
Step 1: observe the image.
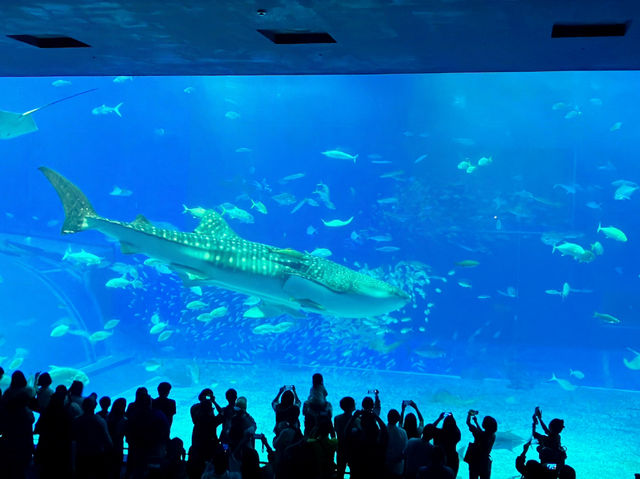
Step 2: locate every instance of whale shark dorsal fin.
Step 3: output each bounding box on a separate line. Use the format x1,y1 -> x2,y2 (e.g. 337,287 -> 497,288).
132,214 -> 152,225
194,210 -> 238,238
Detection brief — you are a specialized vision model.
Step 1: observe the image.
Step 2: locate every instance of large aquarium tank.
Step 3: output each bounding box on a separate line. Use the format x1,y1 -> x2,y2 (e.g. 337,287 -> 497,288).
1,72 -> 639,477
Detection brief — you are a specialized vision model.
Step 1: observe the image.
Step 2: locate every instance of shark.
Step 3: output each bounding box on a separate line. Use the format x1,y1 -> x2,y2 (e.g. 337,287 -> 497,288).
40,167 -> 410,318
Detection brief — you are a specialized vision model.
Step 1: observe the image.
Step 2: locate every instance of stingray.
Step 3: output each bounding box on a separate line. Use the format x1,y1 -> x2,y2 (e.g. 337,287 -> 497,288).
430,388 -> 477,407
494,430 -> 528,452
0,88 -> 97,139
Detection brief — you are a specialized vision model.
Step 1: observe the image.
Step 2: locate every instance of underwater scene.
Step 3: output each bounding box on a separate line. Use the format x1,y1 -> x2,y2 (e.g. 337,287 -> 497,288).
1,72 -> 639,477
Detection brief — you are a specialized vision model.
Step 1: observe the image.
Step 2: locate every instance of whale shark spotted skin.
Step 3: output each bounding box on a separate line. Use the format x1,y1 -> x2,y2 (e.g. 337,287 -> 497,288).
39,167 -> 410,318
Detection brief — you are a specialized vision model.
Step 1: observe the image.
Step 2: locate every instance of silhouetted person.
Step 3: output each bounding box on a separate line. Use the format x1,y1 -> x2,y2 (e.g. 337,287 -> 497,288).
333,396 -> 356,479
404,424 -> 437,479
201,444 -> 241,479
240,447 -> 261,479
187,388 -> 223,479
345,400 -> 388,479
273,420 -> 303,479
33,372 -> 54,413
228,396 -> 257,470
464,410 -> 497,479
303,373 -> 333,437
0,366 -> 4,396
73,397 -> 113,479
107,397 -> 128,479
126,387 -> 149,419
126,391 -> 170,479
279,432 -> 314,479
433,412 -> 461,477
153,381 -> 177,428
34,385 -> 73,479
68,380 -> 85,418
98,395 -> 111,420
0,370 -> 35,479
368,390 -> 382,417
240,444 -> 274,479
417,446 -> 454,479
272,385 -> 301,432
305,414 -> 338,479
514,440 -> 554,479
219,388 -> 238,446
401,400 -> 425,440
532,407 -> 566,466
164,437 -> 188,479
385,408 -> 408,479
557,465 -> 576,479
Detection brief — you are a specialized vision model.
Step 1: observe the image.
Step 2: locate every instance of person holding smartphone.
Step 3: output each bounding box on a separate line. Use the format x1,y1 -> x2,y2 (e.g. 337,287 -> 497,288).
432,412 -> 461,477
401,400 -> 424,440
464,410 -> 497,479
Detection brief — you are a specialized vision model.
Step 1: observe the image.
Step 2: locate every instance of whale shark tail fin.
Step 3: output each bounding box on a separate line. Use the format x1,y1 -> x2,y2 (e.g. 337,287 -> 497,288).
39,166 -> 97,234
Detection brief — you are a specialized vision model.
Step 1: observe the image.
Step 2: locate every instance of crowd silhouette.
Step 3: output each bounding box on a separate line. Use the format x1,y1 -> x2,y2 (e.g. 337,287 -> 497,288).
0,367 -> 580,479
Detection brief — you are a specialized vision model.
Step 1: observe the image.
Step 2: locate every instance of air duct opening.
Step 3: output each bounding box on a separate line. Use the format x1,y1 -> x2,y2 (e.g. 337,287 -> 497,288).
552,22 -> 629,38
7,34 -> 90,48
257,29 -> 336,45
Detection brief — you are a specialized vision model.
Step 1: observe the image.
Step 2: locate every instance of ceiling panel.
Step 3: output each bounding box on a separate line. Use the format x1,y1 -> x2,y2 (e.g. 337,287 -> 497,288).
0,1 -> 638,76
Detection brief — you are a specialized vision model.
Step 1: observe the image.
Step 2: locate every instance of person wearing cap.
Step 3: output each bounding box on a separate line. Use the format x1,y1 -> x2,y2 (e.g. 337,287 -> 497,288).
532,407 -> 566,466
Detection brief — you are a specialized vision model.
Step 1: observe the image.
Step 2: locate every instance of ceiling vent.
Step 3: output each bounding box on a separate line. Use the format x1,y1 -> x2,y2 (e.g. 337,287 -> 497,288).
257,29 -> 336,44
7,34 -> 90,48
552,22 -> 629,38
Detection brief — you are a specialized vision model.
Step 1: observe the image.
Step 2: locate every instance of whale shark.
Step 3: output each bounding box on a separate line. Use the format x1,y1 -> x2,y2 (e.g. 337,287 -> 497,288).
39,167 -> 410,318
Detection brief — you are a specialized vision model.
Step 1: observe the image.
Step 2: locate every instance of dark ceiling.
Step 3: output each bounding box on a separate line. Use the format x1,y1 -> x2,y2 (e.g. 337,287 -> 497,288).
1,1 -> 638,77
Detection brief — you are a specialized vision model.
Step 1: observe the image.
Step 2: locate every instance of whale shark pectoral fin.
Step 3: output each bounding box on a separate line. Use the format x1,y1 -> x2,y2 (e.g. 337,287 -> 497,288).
259,301 -> 305,318
120,241 -> 139,255
168,263 -> 208,284
294,298 -> 325,312
282,274 -> 339,312
174,271 -> 208,286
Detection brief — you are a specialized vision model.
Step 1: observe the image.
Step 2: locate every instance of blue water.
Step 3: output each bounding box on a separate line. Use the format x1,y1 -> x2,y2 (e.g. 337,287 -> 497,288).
1,72 -> 640,476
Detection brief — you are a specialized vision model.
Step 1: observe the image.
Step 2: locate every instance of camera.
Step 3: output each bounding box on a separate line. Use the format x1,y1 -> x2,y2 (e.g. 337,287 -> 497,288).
545,463 -> 557,470
468,409 -> 479,416
443,412 -> 451,417
402,400 -> 411,407
253,433 -> 266,441
368,389 -> 379,395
